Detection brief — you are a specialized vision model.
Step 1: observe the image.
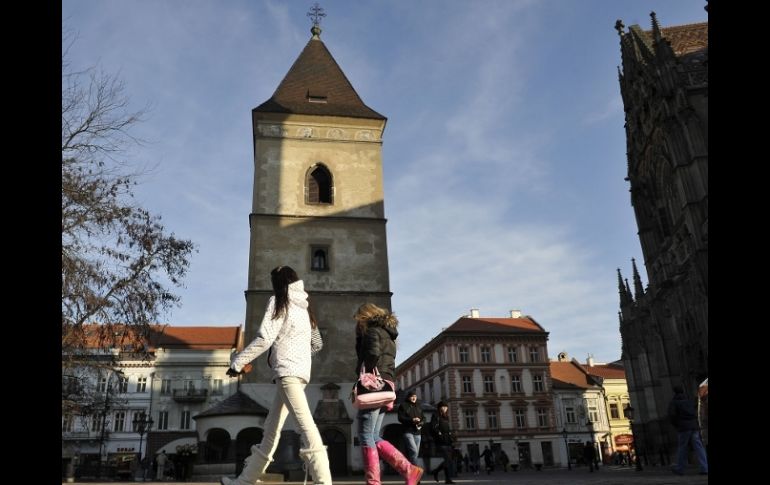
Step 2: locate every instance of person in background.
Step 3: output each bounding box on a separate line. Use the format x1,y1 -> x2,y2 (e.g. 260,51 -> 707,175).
668,385 -> 708,476
397,390 -> 425,467
429,401 -> 455,484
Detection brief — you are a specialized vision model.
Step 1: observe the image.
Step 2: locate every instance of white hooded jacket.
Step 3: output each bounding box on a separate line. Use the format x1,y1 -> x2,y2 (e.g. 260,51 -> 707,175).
231,280 -> 322,382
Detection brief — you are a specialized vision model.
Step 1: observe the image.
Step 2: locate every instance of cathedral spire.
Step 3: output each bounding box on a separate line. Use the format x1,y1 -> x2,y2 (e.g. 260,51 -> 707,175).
618,268 -> 631,306
650,11 -> 663,43
624,278 -> 633,303
632,258 -> 645,299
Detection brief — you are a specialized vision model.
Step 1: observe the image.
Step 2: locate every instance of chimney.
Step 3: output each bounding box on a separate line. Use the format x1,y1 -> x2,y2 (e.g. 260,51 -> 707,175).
587,354 -> 595,367
470,308 -> 480,318
510,309 -> 522,318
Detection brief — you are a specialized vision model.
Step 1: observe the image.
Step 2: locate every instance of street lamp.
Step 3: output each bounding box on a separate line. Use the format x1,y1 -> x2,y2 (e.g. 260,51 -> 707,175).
133,412 -> 154,469
586,420 -> 598,470
562,428 -> 571,470
624,405 -> 643,471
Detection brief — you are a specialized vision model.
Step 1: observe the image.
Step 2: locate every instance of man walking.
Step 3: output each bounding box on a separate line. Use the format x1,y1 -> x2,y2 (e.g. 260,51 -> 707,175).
397,390 -> 425,466
668,385 -> 708,475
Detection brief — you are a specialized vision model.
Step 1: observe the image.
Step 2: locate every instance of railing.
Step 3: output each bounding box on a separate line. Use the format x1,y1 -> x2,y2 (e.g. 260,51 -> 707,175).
172,388 -> 209,402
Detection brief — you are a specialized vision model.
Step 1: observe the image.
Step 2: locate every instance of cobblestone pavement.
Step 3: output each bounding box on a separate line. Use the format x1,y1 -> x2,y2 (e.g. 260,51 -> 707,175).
69,465 -> 709,485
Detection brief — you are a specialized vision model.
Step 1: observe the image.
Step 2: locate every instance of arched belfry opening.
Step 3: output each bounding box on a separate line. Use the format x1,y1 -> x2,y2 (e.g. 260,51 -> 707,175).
306,164 -> 333,204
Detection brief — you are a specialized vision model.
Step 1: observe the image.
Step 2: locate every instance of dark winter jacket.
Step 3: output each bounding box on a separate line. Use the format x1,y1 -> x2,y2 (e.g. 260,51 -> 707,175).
668,391 -> 699,431
397,400 -> 425,434
430,413 -> 455,446
356,318 -> 398,381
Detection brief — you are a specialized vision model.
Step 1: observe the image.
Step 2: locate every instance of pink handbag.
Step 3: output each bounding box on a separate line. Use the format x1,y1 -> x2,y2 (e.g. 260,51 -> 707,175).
352,364 -> 396,410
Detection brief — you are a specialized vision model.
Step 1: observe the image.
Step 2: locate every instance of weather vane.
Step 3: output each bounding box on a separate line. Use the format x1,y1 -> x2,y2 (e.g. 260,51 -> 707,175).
307,3 -> 326,27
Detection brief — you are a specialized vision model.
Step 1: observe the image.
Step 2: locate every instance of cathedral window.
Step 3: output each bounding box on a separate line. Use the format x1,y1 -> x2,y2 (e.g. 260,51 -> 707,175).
306,164 -> 333,204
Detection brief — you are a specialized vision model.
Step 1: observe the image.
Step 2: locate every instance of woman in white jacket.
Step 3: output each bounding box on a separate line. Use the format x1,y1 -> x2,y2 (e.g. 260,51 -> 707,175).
221,266 -> 331,485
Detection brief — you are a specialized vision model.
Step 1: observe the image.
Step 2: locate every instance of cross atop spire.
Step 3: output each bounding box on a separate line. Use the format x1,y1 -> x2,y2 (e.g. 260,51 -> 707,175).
307,3 -> 326,38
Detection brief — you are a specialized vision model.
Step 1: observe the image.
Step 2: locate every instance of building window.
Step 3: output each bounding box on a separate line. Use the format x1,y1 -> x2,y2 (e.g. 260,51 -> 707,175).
92,414 -> 102,432
480,346 -> 491,363
136,377 -> 147,393
566,406 -> 577,424
609,403 -> 620,419
118,377 -> 129,393
464,409 -> 477,430
181,410 -> 191,430
114,411 -> 126,432
533,375 -> 545,392
459,346 -> 469,363
212,379 -> 223,395
483,375 -> 495,394
514,409 -> 526,428
537,408 -> 549,427
131,411 -> 146,431
427,358 -> 433,374
422,361 -> 428,377
157,411 -> 169,431
529,346 -> 540,363
310,246 -> 330,271
487,409 -> 499,430
462,375 -> 473,394
97,377 -> 108,392
410,369 -> 416,384
63,414 -> 74,432
438,348 -> 445,366
306,164 -> 333,204
439,375 -> 446,400
511,375 -> 522,393
507,346 -> 518,363
160,379 -> 172,394
588,405 -> 599,423
184,380 -> 195,391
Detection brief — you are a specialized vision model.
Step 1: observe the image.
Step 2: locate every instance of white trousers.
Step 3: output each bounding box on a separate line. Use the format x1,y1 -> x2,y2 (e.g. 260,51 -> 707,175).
258,376 -> 325,457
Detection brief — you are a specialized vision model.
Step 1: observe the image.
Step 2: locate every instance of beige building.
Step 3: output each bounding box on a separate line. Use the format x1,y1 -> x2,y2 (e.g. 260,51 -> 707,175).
615,10 -> 708,460
236,22 -> 392,475
578,358 -> 632,458
396,309 -> 562,469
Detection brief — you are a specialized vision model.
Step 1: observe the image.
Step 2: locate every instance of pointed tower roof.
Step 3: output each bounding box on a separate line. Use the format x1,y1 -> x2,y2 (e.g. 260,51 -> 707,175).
254,34 -> 385,120
632,258 -> 645,299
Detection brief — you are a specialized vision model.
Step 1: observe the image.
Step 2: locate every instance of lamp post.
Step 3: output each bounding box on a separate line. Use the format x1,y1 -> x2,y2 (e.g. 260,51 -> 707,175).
624,405 -> 643,471
586,420 -> 598,470
562,428 -> 571,470
133,412 -> 154,480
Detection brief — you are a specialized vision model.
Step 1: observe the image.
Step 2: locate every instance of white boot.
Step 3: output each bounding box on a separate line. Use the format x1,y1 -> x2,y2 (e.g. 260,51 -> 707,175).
220,445 -> 272,485
299,446 -> 333,485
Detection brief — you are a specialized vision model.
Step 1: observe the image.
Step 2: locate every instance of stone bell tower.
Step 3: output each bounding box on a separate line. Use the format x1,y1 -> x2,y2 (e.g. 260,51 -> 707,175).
244,15 -> 391,386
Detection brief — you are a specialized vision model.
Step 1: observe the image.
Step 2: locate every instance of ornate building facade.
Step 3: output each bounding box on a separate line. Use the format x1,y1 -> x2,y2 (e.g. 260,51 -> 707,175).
615,11 -> 707,460
396,309 -> 562,468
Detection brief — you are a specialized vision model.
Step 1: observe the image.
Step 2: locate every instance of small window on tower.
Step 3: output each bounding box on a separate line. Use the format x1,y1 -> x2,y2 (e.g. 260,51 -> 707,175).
306,165 -> 333,204
310,246 -> 329,272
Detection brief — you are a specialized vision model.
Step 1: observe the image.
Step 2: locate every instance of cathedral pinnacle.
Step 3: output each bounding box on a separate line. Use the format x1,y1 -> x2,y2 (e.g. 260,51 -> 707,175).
307,2 -> 326,39
614,19 -> 625,37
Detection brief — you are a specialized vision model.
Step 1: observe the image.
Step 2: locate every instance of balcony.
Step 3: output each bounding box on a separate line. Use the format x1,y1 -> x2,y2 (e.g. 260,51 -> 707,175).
172,388 -> 208,403
62,430 -> 92,440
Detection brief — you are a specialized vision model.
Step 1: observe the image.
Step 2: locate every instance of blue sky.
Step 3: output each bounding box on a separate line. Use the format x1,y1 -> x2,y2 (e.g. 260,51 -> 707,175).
63,0 -> 707,365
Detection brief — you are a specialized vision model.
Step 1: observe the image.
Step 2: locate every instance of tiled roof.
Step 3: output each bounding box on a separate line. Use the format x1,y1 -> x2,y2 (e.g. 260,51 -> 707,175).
150,326 -> 241,350
580,363 -> 626,380
644,22 -> 708,56
444,316 -> 546,334
254,37 -> 385,120
194,390 -> 269,419
78,324 -> 241,351
549,361 -> 598,389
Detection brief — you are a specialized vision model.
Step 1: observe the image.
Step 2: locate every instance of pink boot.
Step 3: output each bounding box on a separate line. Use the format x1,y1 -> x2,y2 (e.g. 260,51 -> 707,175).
376,440 -> 423,485
362,446 -> 381,485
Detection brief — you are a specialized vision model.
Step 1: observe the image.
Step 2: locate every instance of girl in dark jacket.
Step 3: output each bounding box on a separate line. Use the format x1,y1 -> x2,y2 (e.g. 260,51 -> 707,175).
355,303 -> 423,485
